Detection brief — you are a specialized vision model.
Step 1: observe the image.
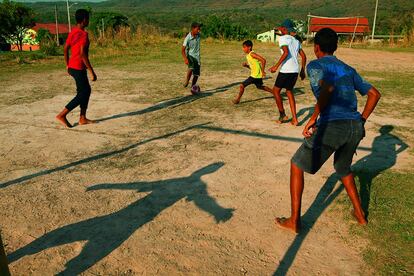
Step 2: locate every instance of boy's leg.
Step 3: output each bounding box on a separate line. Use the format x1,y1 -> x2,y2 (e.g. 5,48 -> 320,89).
233,84 -> 245,104
56,107 -> 72,128
341,173 -> 367,225
184,69 -> 193,87
275,161 -> 304,233
191,75 -> 198,86
260,85 -> 273,94
286,90 -> 299,125
78,71 -> 94,125
56,69 -> 82,128
272,86 -> 288,123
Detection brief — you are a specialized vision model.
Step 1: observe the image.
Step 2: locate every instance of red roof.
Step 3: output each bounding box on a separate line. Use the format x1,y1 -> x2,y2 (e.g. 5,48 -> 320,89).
32,23 -> 74,34
310,17 -> 370,34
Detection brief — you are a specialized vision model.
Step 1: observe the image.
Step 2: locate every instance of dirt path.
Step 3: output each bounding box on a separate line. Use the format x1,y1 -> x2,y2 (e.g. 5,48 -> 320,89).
1,46 -> 413,275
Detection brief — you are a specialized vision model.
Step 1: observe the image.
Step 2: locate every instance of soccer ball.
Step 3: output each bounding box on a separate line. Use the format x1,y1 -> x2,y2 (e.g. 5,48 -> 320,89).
191,85 -> 201,95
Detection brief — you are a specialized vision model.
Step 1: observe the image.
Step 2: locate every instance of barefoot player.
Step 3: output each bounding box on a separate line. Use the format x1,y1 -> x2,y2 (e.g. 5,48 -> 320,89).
275,28 -> 381,234
269,19 -> 307,126
233,40 -> 273,104
182,22 -> 202,93
56,9 -> 97,128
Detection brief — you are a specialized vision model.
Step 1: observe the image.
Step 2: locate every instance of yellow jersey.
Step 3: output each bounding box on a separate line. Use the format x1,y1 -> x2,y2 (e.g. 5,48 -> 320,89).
246,51 -> 262,78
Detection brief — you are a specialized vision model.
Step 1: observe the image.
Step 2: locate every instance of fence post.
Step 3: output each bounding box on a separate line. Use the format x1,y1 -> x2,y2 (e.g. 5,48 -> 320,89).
0,232 -> 11,276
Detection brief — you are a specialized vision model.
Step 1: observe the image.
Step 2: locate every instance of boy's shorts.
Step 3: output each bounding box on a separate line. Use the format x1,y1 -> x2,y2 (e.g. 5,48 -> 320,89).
275,72 -> 298,90
187,55 -> 200,76
242,76 -> 264,88
292,120 -> 365,177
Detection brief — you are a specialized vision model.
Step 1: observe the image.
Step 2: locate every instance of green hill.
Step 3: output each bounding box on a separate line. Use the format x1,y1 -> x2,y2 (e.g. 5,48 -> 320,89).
27,0 -> 414,35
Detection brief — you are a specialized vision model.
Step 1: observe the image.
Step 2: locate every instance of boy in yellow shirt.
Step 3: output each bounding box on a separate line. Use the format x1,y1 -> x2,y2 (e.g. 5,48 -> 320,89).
233,40 -> 273,104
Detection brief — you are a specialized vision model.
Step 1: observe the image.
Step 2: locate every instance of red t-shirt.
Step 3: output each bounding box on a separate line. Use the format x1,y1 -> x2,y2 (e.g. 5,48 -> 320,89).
66,28 -> 89,70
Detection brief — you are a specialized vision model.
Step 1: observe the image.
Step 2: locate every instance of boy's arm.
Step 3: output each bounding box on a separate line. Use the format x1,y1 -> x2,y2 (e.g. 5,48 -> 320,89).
80,44 -> 97,81
251,52 -> 266,77
361,86 -> 381,121
64,43 -> 70,68
303,80 -> 334,137
299,49 -> 307,80
270,46 -> 288,73
181,46 -> 189,65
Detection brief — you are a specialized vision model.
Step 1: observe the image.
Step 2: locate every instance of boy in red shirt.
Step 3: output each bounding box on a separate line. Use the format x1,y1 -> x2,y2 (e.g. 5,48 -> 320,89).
56,9 -> 97,128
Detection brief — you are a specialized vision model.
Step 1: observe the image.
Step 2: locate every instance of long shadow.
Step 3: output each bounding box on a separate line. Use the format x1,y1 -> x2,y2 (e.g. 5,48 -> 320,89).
239,87 -> 305,105
94,81 -> 242,123
0,123 -> 209,189
196,125 -> 372,152
273,125 -> 408,275
8,162 -> 234,275
1,123 -> 373,190
296,106 -> 314,126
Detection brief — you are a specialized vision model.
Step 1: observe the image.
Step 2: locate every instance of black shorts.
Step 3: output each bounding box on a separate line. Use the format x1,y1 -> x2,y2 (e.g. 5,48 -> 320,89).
242,77 -> 264,88
187,55 -> 200,76
275,72 -> 298,90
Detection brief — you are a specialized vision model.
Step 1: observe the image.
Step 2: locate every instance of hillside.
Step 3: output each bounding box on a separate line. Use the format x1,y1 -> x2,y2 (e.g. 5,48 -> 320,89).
27,0 -> 414,35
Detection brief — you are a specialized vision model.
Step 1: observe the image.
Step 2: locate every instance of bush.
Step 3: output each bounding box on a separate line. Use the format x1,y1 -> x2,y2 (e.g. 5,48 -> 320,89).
40,38 -> 60,56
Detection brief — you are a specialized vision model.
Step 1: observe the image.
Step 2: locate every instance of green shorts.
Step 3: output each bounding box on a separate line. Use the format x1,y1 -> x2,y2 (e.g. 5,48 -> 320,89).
188,55 -> 200,76
292,119 -> 365,177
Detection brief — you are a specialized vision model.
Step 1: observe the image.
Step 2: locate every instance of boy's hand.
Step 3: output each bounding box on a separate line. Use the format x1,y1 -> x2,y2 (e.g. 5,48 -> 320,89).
300,68 -> 306,80
269,66 -> 278,73
262,71 -> 266,78
89,69 -> 97,81
303,118 -> 317,138
242,62 -> 248,68
184,57 -> 189,65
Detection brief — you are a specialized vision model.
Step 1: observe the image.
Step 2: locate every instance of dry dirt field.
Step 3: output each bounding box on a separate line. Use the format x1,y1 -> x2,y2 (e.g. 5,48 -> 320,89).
1,42 -> 413,275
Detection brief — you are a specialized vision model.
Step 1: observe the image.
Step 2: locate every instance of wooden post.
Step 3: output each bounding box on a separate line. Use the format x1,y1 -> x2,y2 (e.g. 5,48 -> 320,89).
0,232 -> 11,276
55,4 -> 60,45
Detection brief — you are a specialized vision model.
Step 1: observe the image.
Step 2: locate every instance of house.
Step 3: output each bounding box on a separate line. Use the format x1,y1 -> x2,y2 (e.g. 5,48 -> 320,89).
257,30 -> 280,43
11,23 -> 73,51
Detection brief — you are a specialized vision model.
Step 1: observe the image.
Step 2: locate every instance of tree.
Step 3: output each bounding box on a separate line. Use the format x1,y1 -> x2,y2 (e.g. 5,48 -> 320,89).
0,0 -> 35,51
89,12 -> 129,34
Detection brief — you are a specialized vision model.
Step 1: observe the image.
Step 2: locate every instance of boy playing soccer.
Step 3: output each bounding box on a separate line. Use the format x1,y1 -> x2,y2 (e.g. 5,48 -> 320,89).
233,40 -> 273,104
56,9 -> 97,128
269,19 -> 307,125
275,28 -> 381,234
182,22 -> 202,92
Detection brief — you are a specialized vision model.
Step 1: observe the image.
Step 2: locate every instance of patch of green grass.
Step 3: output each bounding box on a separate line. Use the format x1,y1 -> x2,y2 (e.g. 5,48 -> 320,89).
341,171 -> 414,275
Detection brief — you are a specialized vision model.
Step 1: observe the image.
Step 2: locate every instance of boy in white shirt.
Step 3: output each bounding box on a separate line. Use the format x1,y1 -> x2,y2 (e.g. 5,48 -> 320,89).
270,19 -> 307,125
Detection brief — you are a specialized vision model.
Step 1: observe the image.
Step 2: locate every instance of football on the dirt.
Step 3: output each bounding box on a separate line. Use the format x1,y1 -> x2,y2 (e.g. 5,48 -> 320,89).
191,85 -> 201,95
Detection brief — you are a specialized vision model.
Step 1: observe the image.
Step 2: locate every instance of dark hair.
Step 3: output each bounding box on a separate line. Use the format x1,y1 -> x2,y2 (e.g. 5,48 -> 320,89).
314,28 -> 338,54
75,9 -> 89,24
243,40 -> 253,48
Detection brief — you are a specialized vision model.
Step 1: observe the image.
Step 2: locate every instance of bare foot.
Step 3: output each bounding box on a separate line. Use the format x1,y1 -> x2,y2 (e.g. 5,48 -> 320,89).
183,80 -> 189,88
275,217 -> 301,234
276,115 -> 289,124
290,118 -> 299,126
56,115 -> 73,128
232,99 -> 240,104
79,118 -> 96,125
351,211 -> 368,225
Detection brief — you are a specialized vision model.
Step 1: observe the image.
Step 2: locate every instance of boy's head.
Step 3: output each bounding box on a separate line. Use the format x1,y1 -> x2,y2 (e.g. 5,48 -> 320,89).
75,9 -> 90,26
276,19 -> 295,35
242,40 -> 253,53
314,28 -> 338,57
191,22 -> 202,36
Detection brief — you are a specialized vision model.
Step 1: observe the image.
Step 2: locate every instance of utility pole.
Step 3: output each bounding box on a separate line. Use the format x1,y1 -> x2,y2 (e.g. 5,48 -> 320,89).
371,0 -> 379,41
55,4 -> 59,45
66,0 -> 71,33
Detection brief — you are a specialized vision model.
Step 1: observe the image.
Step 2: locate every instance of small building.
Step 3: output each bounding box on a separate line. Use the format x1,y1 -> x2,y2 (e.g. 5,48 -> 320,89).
308,16 -> 370,37
257,30 -> 280,43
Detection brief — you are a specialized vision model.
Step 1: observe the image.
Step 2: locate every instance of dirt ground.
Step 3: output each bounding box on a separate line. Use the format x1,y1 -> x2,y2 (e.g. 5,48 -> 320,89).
1,44 -> 413,275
